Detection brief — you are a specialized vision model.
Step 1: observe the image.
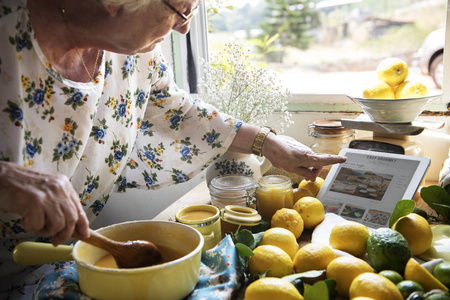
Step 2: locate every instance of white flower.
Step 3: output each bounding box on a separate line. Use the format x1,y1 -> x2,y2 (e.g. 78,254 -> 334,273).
198,43 -> 293,132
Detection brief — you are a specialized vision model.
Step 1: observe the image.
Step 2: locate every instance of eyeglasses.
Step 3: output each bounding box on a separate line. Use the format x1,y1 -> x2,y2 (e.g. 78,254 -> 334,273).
162,0 -> 200,29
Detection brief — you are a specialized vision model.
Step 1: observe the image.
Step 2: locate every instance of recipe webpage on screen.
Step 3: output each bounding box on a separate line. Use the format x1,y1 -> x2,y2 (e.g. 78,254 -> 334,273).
320,152 -> 421,228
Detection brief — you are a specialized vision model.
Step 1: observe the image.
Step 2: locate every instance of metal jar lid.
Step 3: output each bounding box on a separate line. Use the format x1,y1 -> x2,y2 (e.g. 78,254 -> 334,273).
308,119 -> 354,136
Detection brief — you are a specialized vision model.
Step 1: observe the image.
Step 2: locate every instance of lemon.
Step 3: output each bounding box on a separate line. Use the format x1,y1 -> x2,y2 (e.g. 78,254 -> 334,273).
395,81 -> 428,99
293,196 -> 325,229
245,277 -> 304,300
293,243 -> 336,273
271,208 -> 304,239
293,188 -> 314,204
434,261 -> 450,288
329,220 -> 370,257
404,258 -> 449,292
392,213 -> 433,256
350,272 -> 404,300
378,270 -> 403,285
259,227 -> 299,259
363,80 -> 395,99
326,256 -> 374,298
376,57 -> 409,87
249,245 -> 294,278
396,280 -> 425,299
297,177 -> 324,196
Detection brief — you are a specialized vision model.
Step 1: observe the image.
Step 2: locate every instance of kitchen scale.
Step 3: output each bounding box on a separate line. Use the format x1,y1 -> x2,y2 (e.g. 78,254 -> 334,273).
341,115 -> 445,156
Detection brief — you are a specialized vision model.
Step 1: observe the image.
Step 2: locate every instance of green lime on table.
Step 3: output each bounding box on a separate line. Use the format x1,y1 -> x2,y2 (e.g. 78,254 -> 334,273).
425,290 -> 450,300
379,270 -> 404,284
396,280 -> 424,299
434,262 -> 450,288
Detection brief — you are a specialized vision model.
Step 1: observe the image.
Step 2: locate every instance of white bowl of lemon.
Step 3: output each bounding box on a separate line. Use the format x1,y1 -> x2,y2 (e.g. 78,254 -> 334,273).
347,57 -> 442,123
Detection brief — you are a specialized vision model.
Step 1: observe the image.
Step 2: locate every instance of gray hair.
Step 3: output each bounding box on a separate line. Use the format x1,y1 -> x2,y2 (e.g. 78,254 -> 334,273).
102,0 -> 153,12
102,0 -> 185,12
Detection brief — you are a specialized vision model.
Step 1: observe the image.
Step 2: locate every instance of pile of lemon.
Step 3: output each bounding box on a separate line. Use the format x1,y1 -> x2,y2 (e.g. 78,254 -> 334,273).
363,57 -> 428,99
244,176 -> 450,300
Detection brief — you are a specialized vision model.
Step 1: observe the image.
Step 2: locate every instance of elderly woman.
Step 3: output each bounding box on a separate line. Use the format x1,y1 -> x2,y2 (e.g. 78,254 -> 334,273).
0,0 -> 345,297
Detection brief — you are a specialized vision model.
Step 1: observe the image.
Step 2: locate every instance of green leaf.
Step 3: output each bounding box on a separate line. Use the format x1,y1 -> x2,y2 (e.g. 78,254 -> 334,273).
389,199 -> 415,228
252,231 -> 264,247
234,229 -> 255,249
324,279 -> 338,300
304,280 -> 329,300
235,243 -> 254,257
421,185 -> 450,222
282,270 -> 326,282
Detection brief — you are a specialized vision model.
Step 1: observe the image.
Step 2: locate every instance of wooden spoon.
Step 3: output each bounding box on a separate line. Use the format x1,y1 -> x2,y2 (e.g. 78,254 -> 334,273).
73,229 -> 162,269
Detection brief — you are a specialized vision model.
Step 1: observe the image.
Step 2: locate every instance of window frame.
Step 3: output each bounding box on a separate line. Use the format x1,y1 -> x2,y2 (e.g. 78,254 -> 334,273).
169,1 -> 449,113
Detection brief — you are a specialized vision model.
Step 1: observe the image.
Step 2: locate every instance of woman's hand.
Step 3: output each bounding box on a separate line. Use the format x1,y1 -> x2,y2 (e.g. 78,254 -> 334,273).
229,123 -> 347,181
262,134 -> 347,181
0,161 -> 90,246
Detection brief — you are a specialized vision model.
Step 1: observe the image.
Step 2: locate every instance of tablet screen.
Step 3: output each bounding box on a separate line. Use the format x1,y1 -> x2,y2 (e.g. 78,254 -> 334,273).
316,148 -> 431,228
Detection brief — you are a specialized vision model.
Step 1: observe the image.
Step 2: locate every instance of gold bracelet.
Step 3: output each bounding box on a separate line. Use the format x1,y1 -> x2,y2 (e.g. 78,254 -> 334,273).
251,126 -> 277,156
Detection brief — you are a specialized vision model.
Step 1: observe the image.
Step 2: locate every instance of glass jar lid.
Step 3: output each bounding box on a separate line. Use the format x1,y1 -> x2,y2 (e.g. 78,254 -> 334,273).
209,175 -> 257,199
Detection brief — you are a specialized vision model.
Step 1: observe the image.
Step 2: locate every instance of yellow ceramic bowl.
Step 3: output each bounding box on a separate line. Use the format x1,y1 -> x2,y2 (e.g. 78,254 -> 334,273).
73,220 -> 203,300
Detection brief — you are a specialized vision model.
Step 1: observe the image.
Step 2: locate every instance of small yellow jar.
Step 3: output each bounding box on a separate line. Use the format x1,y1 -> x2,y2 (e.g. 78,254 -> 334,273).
176,204 -> 221,252
256,175 -> 294,221
220,205 -> 262,237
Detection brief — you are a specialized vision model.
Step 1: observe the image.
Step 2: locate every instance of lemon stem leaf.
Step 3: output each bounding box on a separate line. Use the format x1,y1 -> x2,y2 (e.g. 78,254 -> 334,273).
303,280 -> 329,300
389,199 -> 415,228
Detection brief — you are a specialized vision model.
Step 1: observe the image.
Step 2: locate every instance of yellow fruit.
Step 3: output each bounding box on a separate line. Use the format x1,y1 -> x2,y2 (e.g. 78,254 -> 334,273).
249,245 -> 294,278
363,80 -> 395,99
245,277 -> 304,300
271,208 -> 304,239
376,57 -> 409,87
293,243 -> 336,273
259,227 -> 299,259
349,272 -> 403,300
395,81 -> 428,99
392,213 -> 433,256
326,256 -> 374,298
293,188 -> 314,203
329,220 -> 370,257
297,177 -> 324,196
404,258 -> 449,292
293,196 -> 325,229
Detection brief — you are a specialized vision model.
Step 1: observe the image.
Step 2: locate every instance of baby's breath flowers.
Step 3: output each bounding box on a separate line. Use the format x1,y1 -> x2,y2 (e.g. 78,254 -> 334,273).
198,43 -> 292,132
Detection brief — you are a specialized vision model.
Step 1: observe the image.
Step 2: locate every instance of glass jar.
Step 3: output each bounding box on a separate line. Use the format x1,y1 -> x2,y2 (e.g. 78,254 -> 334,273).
308,119 -> 355,178
256,175 -> 294,221
209,175 -> 257,208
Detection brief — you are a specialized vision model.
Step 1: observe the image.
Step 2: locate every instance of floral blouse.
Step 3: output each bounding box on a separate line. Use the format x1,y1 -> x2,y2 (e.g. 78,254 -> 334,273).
0,0 -> 241,293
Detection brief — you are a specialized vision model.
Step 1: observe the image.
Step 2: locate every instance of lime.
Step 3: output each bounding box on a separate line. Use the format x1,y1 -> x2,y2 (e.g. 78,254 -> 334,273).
425,290 -> 450,300
434,262 -> 450,288
396,280 -> 424,299
379,270 -> 404,285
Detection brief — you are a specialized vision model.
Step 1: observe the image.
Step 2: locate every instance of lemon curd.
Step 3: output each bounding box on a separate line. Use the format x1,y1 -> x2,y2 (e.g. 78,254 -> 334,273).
257,175 -> 294,221
179,210 -> 216,221
93,245 -> 184,269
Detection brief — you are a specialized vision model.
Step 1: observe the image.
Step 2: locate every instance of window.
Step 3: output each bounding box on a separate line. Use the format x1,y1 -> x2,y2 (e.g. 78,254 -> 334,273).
176,0 -> 448,113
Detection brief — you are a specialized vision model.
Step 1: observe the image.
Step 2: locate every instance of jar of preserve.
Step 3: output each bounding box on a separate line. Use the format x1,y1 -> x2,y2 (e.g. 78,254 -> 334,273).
256,175 -> 294,221
209,175 -> 257,208
220,205 -> 262,237
308,119 -> 355,178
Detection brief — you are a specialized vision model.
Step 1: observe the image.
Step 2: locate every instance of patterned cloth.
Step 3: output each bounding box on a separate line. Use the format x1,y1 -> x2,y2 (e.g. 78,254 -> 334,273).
0,0 -> 241,295
33,235 -> 243,300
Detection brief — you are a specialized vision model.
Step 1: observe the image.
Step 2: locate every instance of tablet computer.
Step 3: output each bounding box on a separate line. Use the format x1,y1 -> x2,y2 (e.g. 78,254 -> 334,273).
316,148 -> 431,228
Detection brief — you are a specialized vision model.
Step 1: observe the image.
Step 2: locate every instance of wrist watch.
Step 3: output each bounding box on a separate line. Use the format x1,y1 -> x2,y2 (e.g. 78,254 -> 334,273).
251,126 -> 277,156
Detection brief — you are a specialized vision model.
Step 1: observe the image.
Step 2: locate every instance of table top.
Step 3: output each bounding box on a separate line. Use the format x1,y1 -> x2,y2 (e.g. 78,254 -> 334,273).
152,179 -> 436,299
